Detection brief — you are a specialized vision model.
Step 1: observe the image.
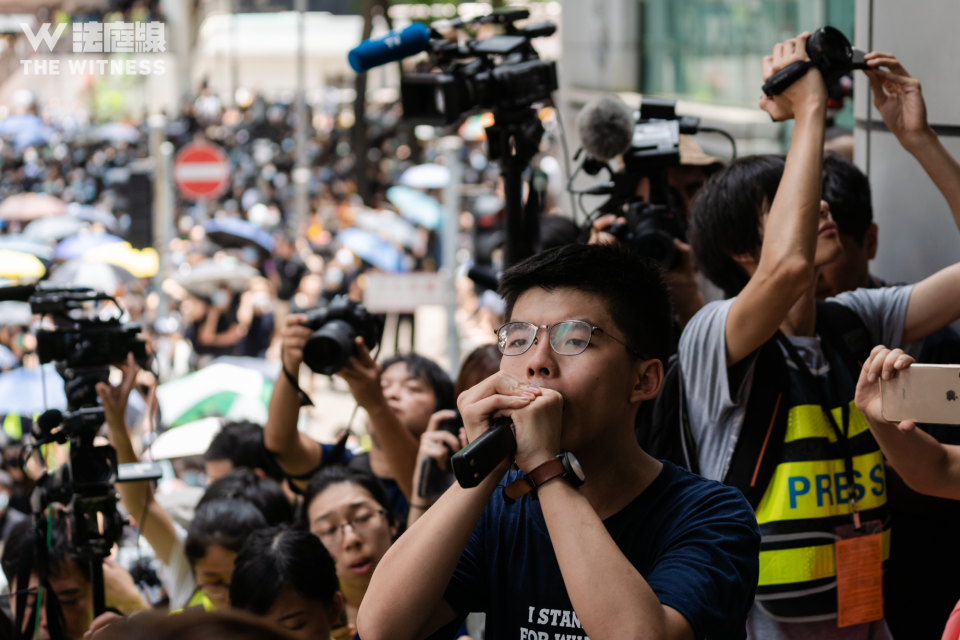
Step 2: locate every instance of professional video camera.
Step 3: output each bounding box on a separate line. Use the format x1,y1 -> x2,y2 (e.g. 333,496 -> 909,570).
348,9 -> 558,267
302,295 -> 384,375
571,97 -> 704,271
762,26 -> 868,97
1,283 -> 160,634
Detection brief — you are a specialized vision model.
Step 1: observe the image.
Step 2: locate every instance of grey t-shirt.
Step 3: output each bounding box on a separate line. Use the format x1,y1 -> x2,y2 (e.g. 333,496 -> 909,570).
678,285 -> 915,638
679,284 -> 916,484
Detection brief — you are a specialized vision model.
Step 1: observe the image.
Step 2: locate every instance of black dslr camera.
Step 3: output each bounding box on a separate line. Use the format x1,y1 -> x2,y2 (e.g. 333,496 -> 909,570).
762,26 -> 868,97
302,295 -> 384,375
400,9 -> 557,126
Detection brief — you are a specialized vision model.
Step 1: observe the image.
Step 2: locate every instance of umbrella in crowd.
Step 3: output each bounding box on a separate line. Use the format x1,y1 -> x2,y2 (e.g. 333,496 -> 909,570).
352,209 -> 420,249
203,217 -> 275,257
336,227 -> 406,272
399,163 -> 451,189
0,114 -> 43,136
94,122 -> 140,143
174,258 -> 259,298
22,215 -> 85,242
0,363 -> 67,416
66,203 -> 119,232
0,236 -> 54,262
155,363 -> 273,428
386,186 -> 443,230
55,233 -> 124,261
0,193 -> 67,221
49,259 -> 135,294
146,417 -> 224,460
0,301 -> 33,326
209,356 -> 281,380
0,250 -> 45,280
84,242 -> 159,278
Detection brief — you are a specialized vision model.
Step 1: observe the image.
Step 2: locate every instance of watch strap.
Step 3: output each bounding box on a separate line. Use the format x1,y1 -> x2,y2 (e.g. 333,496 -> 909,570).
529,458 -> 566,489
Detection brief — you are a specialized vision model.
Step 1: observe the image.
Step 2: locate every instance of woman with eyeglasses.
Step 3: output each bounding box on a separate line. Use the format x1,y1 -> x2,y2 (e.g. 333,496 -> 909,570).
299,465 -> 395,639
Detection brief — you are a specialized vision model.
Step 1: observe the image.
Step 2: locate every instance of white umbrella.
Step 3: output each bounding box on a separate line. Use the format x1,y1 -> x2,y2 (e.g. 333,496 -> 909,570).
175,259 -> 259,298
398,163 -> 450,189
147,417 -> 224,460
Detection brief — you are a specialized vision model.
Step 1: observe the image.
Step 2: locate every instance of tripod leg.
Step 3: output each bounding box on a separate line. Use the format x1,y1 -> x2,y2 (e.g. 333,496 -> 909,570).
91,558 -> 106,617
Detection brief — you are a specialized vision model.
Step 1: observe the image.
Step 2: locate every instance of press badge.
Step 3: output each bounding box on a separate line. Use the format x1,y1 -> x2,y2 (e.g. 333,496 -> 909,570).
835,520 -> 883,628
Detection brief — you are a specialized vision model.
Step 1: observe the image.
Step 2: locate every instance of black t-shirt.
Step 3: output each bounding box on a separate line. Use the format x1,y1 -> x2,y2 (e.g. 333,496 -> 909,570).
440,461 -> 760,640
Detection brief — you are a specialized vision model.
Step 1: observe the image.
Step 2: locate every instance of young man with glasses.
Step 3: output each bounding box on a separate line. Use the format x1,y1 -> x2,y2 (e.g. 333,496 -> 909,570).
358,243 -> 762,640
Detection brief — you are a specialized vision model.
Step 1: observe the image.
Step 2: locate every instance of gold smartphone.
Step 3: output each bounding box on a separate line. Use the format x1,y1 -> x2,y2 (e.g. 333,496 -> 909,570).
880,364 -> 960,425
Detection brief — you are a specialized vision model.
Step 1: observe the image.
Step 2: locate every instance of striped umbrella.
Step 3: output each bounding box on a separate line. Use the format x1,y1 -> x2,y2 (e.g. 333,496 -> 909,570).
155,363 -> 273,428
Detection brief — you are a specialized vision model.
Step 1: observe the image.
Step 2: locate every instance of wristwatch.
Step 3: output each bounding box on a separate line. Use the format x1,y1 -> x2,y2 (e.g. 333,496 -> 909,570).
503,450 -> 585,502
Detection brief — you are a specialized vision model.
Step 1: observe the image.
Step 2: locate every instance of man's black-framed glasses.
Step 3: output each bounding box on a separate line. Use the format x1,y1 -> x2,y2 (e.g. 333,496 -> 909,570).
495,320 -> 640,358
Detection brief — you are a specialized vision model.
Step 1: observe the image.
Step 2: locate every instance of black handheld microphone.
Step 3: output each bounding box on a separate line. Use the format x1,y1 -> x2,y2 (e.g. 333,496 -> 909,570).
452,417 -> 516,489
0,284 -> 38,302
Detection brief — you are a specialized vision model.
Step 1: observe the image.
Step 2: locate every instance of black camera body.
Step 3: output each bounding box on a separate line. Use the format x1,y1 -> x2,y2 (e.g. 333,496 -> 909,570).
762,26 -> 868,97
302,295 -> 383,375
400,9 -> 557,126
578,98 -> 693,271
36,321 -> 146,369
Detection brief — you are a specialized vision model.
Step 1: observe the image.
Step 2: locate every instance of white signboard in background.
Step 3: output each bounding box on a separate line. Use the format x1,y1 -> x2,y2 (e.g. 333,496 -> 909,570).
363,272 -> 447,314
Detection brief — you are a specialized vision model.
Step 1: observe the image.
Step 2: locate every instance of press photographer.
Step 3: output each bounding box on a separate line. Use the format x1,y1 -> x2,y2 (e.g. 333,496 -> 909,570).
263,295 -> 454,527
679,33 -> 960,637
0,284 -> 154,640
574,95 -> 726,329
358,243 -> 760,640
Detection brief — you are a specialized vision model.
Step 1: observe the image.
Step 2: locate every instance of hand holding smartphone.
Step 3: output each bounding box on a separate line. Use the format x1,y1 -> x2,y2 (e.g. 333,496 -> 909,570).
880,364 -> 960,425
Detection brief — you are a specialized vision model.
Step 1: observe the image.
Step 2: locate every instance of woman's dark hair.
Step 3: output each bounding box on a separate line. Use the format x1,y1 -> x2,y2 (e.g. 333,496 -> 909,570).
455,344 -> 502,399
822,152 -> 873,245
497,243 -> 674,364
380,353 -> 454,411
230,526 -> 339,616
300,465 -> 396,530
689,154 -> 786,298
185,499 -> 267,566
197,468 -> 294,526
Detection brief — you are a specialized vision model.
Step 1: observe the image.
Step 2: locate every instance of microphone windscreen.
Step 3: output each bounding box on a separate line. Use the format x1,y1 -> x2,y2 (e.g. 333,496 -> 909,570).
576,95 -> 635,161
348,23 -> 431,74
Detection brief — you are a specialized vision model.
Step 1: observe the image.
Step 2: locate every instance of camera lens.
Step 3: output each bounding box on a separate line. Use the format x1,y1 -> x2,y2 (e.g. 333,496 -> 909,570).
302,320 -> 357,375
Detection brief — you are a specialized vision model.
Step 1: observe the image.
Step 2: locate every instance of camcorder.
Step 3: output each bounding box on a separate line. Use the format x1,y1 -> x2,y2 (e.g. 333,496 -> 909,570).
400,9 -> 557,126
452,416 -> 516,489
0,284 -> 162,633
302,295 -> 384,375
762,26 -> 868,97
573,98 -> 699,271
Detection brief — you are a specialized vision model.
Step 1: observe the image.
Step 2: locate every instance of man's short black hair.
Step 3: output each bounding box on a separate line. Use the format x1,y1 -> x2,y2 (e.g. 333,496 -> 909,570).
822,152 -> 873,245
497,243 -> 674,363
197,468 -> 294,526
203,421 -> 282,481
380,354 -> 455,411
689,155 -> 786,298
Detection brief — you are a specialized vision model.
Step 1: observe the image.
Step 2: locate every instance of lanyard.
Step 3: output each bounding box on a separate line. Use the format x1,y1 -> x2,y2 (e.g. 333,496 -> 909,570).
776,333 -> 862,529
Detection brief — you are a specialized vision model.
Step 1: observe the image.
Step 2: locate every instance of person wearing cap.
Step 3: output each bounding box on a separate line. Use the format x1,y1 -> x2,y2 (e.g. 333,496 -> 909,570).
590,135 -> 725,330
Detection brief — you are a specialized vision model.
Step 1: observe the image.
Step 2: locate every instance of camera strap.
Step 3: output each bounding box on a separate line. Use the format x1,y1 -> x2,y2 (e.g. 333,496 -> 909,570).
777,334 -> 861,529
281,360 -> 314,407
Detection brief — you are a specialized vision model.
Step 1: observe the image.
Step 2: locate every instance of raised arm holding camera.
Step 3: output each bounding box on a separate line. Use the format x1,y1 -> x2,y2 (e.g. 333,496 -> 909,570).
263,298 -> 454,526
679,31 -> 960,637
358,243 -> 760,640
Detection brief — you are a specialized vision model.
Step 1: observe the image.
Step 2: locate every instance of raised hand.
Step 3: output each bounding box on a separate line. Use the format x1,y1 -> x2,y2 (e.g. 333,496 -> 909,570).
759,32 -> 828,122
854,345 -> 917,433
864,52 -> 930,145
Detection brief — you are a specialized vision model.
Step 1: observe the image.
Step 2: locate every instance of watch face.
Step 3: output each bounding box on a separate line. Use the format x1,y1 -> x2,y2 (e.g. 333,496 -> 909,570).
564,451 -> 585,484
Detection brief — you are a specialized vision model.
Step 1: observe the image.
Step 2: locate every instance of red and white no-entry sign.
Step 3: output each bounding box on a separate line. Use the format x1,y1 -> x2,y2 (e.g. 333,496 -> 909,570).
173,141 -> 231,200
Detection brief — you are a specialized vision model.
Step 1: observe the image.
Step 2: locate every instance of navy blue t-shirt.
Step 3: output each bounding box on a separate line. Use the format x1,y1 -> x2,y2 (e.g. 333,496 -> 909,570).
440,461 -> 760,640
